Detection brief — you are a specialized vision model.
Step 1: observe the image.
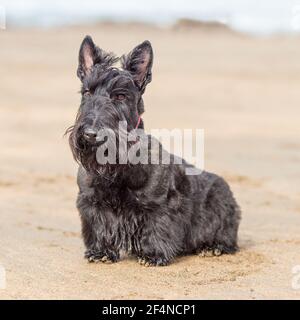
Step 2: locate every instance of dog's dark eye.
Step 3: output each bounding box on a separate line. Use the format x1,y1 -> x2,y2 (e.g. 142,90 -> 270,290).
113,93 -> 126,101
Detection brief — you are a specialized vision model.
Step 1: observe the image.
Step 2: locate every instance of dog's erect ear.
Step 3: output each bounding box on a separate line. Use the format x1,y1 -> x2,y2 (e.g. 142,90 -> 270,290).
77,35 -> 118,81
121,40 -> 153,94
77,35 -> 97,80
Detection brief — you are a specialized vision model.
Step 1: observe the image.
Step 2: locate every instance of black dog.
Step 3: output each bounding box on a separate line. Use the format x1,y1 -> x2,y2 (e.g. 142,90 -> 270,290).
67,35 -> 241,266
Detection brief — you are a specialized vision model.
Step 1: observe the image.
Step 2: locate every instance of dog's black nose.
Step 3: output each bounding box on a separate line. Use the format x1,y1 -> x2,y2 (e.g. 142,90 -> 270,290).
83,128 -> 97,143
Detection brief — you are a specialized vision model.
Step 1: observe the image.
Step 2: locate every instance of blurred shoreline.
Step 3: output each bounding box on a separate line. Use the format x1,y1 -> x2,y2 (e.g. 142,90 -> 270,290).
1,0 -> 298,35
4,19 -> 300,40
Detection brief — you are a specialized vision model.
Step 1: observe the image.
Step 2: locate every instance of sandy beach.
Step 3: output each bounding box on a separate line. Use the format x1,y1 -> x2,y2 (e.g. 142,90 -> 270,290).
0,22 -> 300,299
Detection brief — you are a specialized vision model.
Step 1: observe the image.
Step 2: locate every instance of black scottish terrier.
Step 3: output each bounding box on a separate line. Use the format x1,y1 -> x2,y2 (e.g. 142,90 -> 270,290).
67,35 -> 241,266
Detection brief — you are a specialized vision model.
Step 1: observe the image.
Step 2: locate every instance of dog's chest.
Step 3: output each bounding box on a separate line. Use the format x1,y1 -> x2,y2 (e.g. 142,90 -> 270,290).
93,183 -> 142,212
94,187 -> 145,252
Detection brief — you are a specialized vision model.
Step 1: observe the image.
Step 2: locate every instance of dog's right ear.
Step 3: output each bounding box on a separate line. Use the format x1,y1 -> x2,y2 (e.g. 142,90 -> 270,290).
77,35 -> 118,82
77,35 -> 97,81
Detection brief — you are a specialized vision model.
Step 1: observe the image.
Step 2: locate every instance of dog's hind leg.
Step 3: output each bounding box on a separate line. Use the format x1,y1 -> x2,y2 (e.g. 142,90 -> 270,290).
194,176 -> 241,257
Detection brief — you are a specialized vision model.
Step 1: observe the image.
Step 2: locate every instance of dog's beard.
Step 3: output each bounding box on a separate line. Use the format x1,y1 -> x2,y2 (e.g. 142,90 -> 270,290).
67,122 -> 143,178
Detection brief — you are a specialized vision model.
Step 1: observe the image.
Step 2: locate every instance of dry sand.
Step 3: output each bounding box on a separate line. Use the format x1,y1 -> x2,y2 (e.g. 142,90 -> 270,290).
0,23 -> 300,299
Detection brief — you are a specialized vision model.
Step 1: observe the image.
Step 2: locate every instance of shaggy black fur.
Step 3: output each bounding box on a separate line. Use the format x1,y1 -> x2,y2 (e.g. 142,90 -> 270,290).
67,35 -> 241,266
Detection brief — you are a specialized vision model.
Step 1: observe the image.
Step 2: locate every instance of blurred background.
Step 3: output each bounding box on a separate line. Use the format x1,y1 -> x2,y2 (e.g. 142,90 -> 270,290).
1,0 -> 300,299
2,0 -> 300,35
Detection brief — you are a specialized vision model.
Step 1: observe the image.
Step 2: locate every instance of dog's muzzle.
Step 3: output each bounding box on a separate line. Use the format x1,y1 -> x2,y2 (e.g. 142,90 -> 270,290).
83,128 -> 97,143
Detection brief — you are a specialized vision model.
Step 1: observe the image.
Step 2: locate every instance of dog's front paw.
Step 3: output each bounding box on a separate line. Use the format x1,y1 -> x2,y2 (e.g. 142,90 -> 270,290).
197,248 -> 222,257
138,256 -> 169,267
85,249 -> 119,263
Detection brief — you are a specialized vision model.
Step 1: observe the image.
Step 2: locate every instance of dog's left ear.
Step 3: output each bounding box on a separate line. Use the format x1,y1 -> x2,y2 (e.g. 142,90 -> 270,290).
122,40 -> 153,94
